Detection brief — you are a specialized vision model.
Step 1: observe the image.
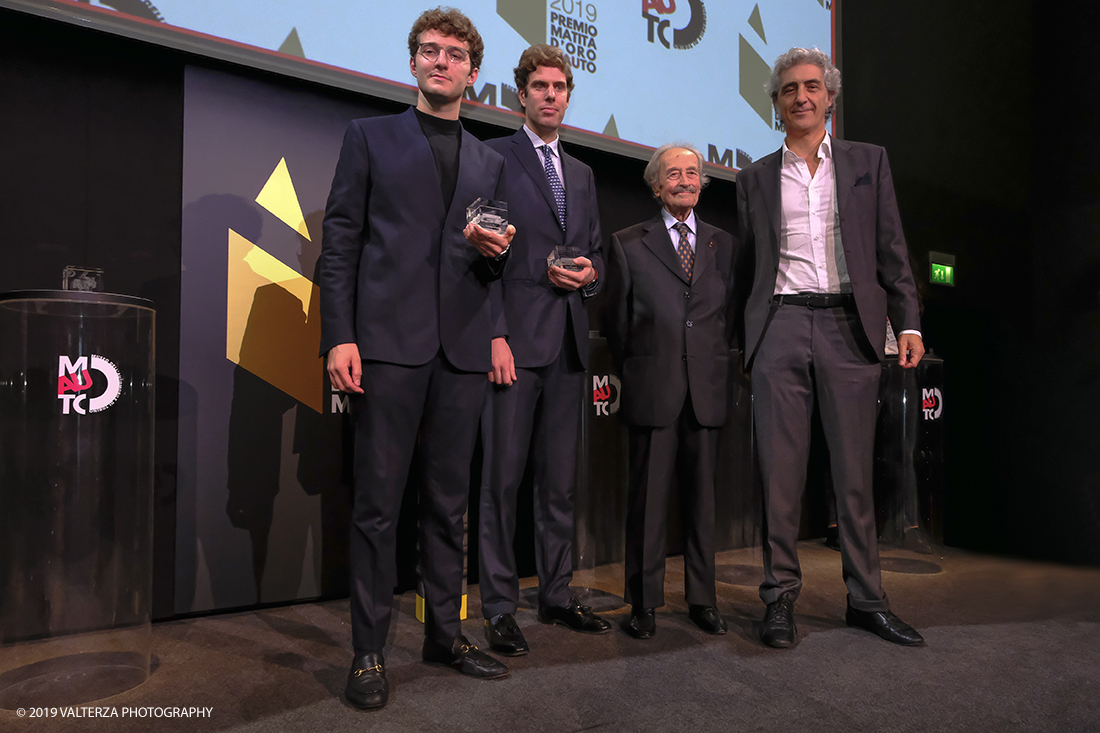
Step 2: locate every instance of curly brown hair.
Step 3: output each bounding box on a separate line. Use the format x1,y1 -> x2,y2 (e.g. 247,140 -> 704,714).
407,7 -> 485,71
514,44 -> 574,100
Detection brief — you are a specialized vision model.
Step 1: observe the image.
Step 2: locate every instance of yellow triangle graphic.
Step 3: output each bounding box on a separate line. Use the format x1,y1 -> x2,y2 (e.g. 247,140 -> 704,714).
227,228 -> 323,413
256,157 -> 311,241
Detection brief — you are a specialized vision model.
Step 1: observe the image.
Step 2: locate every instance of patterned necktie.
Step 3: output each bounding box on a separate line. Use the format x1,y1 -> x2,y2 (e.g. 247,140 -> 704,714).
674,222 -> 694,280
540,144 -> 567,229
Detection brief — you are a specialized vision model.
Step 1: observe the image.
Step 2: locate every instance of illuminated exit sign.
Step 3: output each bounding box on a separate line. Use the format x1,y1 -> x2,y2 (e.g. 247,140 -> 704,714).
929,251 -> 955,287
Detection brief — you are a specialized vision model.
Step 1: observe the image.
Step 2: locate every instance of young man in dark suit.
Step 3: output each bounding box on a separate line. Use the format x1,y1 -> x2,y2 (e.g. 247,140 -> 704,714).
478,44 -> 610,658
604,144 -> 735,639
736,47 -> 925,649
319,7 -> 515,710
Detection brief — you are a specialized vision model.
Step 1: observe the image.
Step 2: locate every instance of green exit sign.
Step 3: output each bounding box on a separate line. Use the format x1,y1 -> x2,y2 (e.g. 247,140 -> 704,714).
931,263 -> 954,285
929,251 -> 956,287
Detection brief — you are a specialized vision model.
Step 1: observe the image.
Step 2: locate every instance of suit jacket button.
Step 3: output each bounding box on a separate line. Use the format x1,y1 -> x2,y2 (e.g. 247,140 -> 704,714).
686,321 -> 693,327
684,291 -> 691,298
682,354 -> 687,361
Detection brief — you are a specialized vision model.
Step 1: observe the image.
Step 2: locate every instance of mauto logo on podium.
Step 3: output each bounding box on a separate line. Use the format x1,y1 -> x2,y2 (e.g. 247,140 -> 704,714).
592,374 -> 622,416
57,355 -> 122,415
922,387 -> 944,421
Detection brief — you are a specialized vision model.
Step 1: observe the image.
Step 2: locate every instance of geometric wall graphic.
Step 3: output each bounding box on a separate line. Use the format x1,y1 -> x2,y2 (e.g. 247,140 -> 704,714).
278,28 -> 305,57
497,0 -> 547,46
226,227 -> 323,413
748,3 -> 766,42
255,157 -> 311,240
739,33 -> 773,127
603,114 -> 620,138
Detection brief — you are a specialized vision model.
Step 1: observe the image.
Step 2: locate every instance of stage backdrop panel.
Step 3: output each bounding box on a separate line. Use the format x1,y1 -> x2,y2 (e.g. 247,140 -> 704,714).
178,66 -> 378,613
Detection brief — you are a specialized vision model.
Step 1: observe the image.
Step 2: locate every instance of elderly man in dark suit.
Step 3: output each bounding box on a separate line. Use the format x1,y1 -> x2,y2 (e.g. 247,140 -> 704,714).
478,44 -> 610,658
604,143 -> 735,639
735,47 -> 925,649
319,8 -> 515,710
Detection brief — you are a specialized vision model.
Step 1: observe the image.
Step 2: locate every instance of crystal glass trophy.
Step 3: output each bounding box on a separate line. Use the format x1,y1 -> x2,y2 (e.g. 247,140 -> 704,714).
62,266 -> 105,292
547,245 -> 583,271
466,198 -> 509,234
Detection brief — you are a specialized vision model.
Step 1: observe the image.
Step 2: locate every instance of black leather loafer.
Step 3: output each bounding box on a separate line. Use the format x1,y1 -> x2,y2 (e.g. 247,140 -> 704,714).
761,591 -> 797,648
423,635 -> 510,678
486,613 -> 529,656
622,606 -> 656,639
538,597 -> 612,634
689,604 -> 728,635
846,604 -> 925,646
345,652 -> 388,710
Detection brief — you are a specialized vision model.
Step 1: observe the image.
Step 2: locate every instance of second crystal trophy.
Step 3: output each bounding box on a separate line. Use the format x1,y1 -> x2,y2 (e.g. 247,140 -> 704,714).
466,197 -> 509,234
547,245 -> 583,271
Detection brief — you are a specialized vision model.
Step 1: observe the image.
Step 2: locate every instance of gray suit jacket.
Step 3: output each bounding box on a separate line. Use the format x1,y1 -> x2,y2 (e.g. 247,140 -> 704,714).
736,137 -> 920,367
604,212 -> 735,428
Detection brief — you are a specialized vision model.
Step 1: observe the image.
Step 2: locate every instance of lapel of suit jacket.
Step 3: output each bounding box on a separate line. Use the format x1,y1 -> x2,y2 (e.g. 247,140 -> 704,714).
401,107 -> 448,221
512,129 -> 563,229
692,218 -> 717,285
642,212 -> 689,285
757,149 -> 783,266
830,136 -> 854,226
560,144 -> 583,238
447,122 -> 484,239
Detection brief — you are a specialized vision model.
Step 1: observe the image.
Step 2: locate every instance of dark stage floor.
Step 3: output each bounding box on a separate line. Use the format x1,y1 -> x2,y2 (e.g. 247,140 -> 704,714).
3,541 -> 1099,732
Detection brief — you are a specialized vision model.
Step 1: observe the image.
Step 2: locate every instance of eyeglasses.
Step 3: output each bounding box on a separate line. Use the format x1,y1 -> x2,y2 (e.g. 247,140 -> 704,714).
666,169 -> 701,182
418,43 -> 470,65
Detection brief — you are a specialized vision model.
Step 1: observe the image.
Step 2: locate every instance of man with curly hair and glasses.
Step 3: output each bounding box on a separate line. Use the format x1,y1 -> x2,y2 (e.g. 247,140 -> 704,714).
319,6 -> 515,710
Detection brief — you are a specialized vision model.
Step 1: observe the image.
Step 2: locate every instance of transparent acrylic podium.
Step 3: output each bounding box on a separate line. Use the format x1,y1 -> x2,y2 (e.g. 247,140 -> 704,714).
0,291 -> 155,708
571,334 -> 629,611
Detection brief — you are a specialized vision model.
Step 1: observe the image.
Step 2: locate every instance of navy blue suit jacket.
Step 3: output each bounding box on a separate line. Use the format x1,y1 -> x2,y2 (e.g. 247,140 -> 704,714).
736,138 -> 920,366
486,129 -> 603,370
319,107 -> 507,373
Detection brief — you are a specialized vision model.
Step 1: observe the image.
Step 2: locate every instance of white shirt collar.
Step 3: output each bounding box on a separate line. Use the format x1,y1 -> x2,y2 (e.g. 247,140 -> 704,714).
782,133 -> 833,164
661,207 -> 697,234
522,124 -> 559,155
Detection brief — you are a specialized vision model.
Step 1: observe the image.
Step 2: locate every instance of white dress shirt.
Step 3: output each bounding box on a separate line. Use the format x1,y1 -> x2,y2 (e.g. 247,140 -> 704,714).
775,134 -> 848,295
776,134 -> 919,339
661,207 -> 697,254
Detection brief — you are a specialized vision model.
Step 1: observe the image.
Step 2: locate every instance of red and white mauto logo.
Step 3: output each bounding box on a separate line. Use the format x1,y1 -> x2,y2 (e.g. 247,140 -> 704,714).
57,355 -> 122,415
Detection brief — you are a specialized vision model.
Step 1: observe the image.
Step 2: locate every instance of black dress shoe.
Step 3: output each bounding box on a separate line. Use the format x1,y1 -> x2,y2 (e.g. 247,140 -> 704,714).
621,606 -> 656,639
538,597 -> 612,634
422,635 -> 509,678
846,604 -> 925,646
485,613 -> 529,656
689,605 -> 728,635
345,652 -> 388,710
761,591 -> 797,648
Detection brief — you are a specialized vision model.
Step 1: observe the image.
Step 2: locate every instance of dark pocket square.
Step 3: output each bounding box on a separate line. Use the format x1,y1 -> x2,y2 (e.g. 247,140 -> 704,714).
854,173 -> 872,187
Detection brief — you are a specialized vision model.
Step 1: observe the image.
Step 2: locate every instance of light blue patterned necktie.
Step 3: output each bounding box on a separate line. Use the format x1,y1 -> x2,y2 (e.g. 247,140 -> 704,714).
540,144 -> 567,229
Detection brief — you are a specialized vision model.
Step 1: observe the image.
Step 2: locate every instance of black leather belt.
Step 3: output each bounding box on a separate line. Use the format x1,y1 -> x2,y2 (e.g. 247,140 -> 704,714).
772,293 -> 853,308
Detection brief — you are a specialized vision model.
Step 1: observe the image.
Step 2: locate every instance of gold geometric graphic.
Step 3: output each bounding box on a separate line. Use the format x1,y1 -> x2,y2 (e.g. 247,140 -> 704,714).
256,158 -> 311,241
226,228 -> 323,413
